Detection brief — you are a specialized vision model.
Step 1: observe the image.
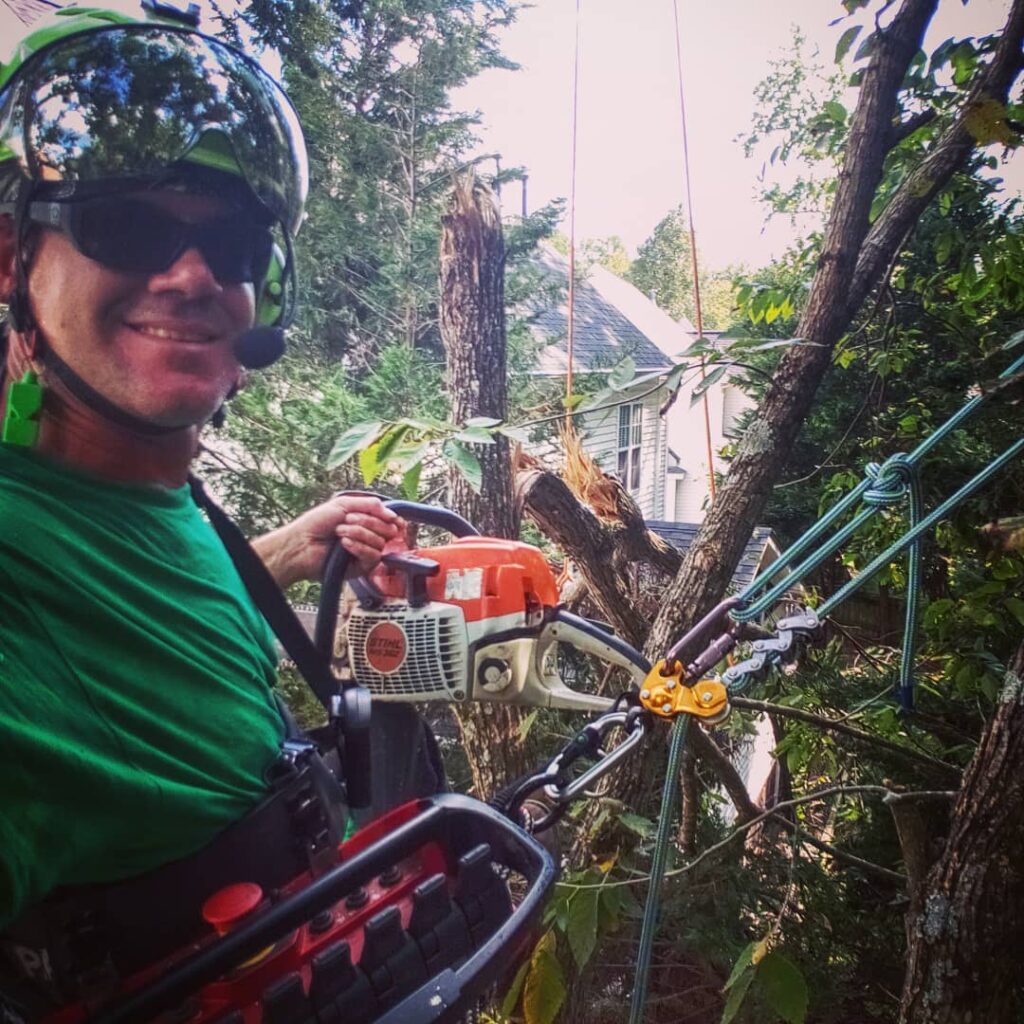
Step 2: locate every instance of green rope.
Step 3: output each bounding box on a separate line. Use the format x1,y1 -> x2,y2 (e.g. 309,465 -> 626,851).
733,351 -> 1024,625
628,715 -> 691,1024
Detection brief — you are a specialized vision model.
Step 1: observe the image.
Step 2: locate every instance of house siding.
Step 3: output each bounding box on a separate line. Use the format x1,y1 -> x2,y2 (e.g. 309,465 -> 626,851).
580,381 -> 667,518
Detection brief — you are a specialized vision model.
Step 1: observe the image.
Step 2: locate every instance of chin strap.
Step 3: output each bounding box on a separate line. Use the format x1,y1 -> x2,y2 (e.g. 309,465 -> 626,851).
39,344 -> 181,437
8,183 -> 36,335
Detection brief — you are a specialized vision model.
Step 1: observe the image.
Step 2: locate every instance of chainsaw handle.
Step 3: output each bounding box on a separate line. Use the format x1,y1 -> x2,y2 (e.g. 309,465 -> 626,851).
314,503 -> 480,659
382,501 -> 480,538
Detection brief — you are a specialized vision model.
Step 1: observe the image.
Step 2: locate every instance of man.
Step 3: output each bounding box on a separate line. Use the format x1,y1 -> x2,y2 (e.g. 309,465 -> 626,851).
0,3 -> 430,1012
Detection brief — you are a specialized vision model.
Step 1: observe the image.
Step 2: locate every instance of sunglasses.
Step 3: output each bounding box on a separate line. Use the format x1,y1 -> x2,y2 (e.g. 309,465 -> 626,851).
26,198 -> 275,285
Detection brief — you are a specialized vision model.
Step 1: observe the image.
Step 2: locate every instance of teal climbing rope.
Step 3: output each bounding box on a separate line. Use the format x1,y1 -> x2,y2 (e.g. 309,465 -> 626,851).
628,715 -> 691,1024
730,350 -> 1024,708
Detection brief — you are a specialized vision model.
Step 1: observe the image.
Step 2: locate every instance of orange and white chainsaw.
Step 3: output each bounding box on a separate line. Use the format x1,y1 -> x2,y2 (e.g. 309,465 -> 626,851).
314,502 -> 650,713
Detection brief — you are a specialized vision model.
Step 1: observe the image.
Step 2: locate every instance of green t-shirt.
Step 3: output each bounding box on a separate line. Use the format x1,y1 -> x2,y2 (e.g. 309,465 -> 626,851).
0,446 -> 284,926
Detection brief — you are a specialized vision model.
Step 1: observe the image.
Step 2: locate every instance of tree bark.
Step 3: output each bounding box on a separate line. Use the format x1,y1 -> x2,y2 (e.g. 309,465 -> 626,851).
900,640 -> 1024,1023
439,174 -> 518,539
439,173 -> 529,796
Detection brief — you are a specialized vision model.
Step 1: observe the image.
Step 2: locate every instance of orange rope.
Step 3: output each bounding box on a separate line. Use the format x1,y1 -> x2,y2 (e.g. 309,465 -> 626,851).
672,0 -> 716,501
565,0 -> 582,432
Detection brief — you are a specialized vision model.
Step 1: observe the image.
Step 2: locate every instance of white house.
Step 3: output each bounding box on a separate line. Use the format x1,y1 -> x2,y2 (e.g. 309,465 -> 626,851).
527,248 -> 675,519
527,250 -> 754,523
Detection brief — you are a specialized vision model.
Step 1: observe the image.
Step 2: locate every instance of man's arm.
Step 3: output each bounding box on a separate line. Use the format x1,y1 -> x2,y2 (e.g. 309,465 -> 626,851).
252,495 -> 403,589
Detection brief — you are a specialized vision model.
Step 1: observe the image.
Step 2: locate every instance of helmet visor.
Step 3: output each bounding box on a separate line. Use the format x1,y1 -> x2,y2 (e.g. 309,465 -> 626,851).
0,25 -> 307,234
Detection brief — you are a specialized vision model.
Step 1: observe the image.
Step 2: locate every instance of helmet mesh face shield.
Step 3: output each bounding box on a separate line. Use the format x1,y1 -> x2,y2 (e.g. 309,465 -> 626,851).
0,25 -> 307,235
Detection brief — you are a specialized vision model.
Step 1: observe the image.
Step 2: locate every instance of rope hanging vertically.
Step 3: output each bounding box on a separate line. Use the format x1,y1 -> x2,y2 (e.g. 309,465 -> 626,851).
565,0 -> 582,431
672,0 -> 716,500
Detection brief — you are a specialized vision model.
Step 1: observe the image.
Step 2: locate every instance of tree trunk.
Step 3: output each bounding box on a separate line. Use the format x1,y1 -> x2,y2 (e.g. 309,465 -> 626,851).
439,174 -> 518,539
900,640 -> 1024,1023
439,173 -> 529,796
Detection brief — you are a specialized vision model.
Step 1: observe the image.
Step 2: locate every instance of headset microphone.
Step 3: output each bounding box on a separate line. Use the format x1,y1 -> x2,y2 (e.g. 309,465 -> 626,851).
233,326 -> 286,370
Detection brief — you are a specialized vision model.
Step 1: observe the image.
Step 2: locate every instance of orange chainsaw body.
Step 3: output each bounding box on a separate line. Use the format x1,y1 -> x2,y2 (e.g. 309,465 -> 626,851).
372,538 -> 560,624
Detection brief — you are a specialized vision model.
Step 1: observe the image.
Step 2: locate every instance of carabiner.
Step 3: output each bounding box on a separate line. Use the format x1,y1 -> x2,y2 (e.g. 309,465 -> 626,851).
543,711 -> 648,804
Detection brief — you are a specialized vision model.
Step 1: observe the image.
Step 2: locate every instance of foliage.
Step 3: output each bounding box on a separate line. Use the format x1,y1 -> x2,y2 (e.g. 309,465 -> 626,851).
549,232 -> 632,278
201,0 -> 562,528
626,206 -> 737,330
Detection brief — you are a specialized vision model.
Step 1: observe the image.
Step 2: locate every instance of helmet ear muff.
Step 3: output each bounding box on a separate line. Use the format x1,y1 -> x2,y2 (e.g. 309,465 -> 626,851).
255,242 -> 286,327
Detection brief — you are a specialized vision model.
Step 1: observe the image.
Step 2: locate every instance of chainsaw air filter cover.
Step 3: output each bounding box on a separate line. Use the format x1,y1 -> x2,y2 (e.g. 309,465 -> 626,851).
347,540 -> 560,703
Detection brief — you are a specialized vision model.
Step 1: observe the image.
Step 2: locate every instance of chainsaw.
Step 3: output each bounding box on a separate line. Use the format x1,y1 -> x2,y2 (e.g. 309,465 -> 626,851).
314,502 -> 651,713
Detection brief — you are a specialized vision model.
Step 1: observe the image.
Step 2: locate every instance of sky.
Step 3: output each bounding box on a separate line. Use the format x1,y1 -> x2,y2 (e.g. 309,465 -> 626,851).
455,0 -> 1020,273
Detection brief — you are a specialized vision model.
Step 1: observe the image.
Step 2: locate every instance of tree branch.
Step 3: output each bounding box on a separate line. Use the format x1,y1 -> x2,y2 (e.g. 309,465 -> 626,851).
730,696 -> 962,779
688,727 -> 762,823
850,0 -> 1024,314
516,467 -> 655,647
888,108 -> 937,149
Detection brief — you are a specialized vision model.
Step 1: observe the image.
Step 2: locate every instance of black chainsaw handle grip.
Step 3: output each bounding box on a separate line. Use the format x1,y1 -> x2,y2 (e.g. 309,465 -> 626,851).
380,501 -> 480,539
314,501 -> 480,658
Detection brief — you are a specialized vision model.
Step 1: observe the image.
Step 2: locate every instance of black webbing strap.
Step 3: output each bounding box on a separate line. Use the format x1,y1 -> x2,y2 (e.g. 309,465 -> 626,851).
187,474 -> 342,712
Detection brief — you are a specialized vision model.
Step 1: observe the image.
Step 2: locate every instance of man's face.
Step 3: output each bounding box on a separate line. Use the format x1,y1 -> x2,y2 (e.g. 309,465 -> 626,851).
20,190 -> 256,429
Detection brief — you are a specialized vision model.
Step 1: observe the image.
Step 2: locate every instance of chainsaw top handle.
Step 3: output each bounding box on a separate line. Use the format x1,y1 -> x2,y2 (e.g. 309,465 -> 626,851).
314,501 -> 480,659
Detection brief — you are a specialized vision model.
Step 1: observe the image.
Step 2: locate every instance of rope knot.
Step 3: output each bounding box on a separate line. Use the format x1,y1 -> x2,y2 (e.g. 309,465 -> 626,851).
864,454 -> 916,507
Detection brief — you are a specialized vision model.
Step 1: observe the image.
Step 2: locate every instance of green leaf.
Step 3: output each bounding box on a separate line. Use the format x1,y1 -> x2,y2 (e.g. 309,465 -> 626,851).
464,415 -> 502,428
454,427 -> 497,445
517,708 -> 539,742
443,440 -> 482,493
326,420 -> 384,470
720,966 -> 755,1024
501,958 -> 531,1019
523,932 -> 566,1024
398,415 -> 448,433
665,363 -> 687,394
690,364 -> 729,405
402,459 -> 423,500
740,337 -> 807,352
578,387 -> 616,413
359,441 -> 381,485
608,355 -> 636,391
723,943 -> 756,991
618,812 -> 656,837
824,99 -> 847,124
853,31 -> 876,62
834,24 -> 862,63
375,423 -> 410,464
499,424 -> 532,444
566,888 -> 600,971
757,951 -> 808,1024
392,440 -> 431,473
1005,596 -> 1024,628
680,335 -> 713,357
1003,329 -> 1024,351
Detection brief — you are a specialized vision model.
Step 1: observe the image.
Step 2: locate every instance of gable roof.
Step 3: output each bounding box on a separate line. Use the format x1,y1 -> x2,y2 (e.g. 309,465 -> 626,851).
646,521 -> 776,592
530,248 -> 674,376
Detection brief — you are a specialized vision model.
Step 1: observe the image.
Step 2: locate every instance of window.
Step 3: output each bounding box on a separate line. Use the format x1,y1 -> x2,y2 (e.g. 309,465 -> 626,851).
617,403 -> 642,493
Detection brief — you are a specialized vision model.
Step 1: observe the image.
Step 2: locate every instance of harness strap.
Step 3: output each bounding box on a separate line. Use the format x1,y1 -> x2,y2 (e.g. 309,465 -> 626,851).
187,475 -> 343,712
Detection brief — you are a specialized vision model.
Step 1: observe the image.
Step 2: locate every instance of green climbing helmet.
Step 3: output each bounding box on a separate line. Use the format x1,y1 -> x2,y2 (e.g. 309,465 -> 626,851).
0,0 -> 308,237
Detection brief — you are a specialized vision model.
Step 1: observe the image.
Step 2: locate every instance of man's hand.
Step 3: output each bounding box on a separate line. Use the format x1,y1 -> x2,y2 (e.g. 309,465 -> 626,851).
253,495 -> 405,589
